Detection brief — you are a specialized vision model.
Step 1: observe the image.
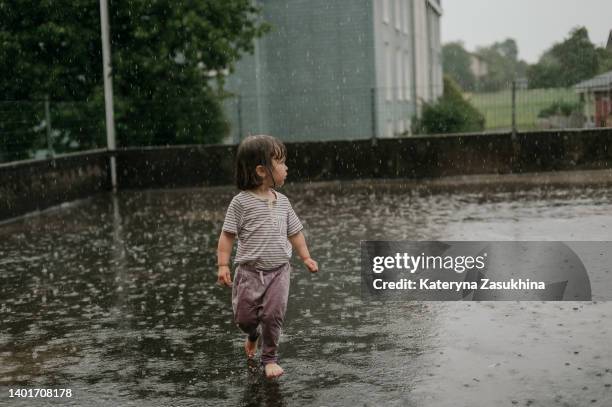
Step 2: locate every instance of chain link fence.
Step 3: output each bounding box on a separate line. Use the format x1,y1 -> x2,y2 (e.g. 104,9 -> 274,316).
222,83 -> 598,141
467,84 -> 584,132
0,99 -> 106,164
3,81 -> 610,164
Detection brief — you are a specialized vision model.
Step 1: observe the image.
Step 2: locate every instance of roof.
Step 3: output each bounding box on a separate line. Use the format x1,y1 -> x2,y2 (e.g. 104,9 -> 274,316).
574,70 -> 612,92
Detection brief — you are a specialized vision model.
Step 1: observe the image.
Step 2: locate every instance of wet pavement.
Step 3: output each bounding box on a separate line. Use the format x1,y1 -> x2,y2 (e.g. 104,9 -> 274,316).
1,173 -> 612,406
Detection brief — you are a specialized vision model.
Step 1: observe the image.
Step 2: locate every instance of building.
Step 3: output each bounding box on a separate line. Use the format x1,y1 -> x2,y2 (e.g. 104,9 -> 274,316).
223,0 -> 443,143
574,70 -> 612,128
469,53 -> 488,79
607,29 -> 612,52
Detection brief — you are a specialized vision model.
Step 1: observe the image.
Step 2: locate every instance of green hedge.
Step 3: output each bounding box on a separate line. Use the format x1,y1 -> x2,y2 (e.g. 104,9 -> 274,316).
414,76 -> 485,134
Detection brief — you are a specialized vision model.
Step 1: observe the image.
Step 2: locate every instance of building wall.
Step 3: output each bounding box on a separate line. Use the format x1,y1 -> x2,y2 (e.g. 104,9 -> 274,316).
225,0 -> 376,143
595,93 -> 612,127
426,0 -> 443,99
469,54 -> 488,78
109,129 -> 612,188
0,151 -> 110,221
412,0 -> 427,113
3,129 -> 612,222
413,0 -> 443,110
373,0 -> 416,138
580,90 -> 597,127
223,33 -> 269,143
224,0 -> 442,142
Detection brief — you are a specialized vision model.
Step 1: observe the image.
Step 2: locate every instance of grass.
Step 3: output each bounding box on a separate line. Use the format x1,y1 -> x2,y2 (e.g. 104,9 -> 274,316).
466,88 -> 579,131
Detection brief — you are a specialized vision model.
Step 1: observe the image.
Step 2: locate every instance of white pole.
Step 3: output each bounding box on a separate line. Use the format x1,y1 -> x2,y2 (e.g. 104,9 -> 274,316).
99,0 -> 117,191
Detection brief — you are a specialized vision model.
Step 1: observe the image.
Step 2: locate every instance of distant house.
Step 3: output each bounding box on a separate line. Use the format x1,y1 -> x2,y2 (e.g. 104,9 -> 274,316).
223,0 -> 443,142
469,53 -> 488,78
574,70 -> 612,127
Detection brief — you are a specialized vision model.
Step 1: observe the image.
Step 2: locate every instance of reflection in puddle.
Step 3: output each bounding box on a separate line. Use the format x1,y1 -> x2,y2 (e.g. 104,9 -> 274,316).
1,179 -> 612,405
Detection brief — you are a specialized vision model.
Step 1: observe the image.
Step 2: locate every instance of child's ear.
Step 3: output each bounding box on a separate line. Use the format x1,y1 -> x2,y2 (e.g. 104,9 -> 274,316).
255,165 -> 267,178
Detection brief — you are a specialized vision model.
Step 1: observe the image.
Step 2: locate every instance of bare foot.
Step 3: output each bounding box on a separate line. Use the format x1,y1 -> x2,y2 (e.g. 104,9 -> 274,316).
264,363 -> 284,378
244,337 -> 258,359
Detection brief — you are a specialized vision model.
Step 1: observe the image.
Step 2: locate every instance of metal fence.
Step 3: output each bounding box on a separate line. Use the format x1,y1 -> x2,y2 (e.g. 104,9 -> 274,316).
466,83 -> 584,133
221,86 -> 416,143
2,82 -> 610,165
222,83 -> 593,141
0,99 -> 106,164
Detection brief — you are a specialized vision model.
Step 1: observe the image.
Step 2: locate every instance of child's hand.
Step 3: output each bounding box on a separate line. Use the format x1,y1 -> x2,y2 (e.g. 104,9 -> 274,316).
217,266 -> 233,287
303,258 -> 318,273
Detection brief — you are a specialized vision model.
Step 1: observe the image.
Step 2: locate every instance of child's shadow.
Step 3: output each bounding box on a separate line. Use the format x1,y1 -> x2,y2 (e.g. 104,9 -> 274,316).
240,363 -> 287,407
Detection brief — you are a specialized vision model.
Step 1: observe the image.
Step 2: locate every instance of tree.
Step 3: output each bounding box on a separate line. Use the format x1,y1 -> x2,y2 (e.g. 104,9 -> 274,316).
476,38 -> 527,92
596,47 -> 612,74
494,38 -> 519,61
442,42 -> 476,91
0,0 -> 269,159
526,52 -> 564,89
415,76 -> 485,134
527,27 -> 599,88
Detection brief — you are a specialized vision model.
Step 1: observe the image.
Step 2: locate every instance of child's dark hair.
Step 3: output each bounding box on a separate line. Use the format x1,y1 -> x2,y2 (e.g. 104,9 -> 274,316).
235,135 -> 287,190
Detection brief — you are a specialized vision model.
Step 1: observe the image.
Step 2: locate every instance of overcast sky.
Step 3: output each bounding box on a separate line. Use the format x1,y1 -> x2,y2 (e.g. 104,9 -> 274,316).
441,0 -> 612,63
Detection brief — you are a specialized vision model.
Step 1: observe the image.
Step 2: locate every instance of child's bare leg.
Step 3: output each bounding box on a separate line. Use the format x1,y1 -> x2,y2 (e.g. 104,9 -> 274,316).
244,332 -> 259,359
264,362 -> 284,378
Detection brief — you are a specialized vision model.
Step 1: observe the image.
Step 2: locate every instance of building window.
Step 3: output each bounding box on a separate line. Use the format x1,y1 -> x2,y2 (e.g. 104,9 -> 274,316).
402,0 -> 409,34
404,50 -> 411,101
383,0 -> 390,24
385,42 -> 392,101
395,0 -> 401,30
386,120 -> 394,138
396,48 -> 403,101
397,120 -> 405,135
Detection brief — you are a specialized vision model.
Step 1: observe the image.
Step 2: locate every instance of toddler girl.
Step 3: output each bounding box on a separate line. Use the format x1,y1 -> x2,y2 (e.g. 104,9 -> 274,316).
217,134 -> 318,378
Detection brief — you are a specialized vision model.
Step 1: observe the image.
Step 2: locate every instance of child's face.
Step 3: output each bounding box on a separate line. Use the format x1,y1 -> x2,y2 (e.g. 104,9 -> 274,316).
270,157 -> 287,187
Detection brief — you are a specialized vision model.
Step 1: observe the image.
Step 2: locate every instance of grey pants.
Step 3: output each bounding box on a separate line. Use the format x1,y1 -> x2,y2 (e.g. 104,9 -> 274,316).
232,262 -> 291,365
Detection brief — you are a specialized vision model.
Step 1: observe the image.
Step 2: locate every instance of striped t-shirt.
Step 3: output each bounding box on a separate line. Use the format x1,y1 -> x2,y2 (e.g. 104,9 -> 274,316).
222,190 -> 303,270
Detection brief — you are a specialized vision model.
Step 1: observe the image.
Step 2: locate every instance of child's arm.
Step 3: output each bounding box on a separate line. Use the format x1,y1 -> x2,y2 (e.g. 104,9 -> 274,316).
288,231 -> 318,273
216,231 -> 236,287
